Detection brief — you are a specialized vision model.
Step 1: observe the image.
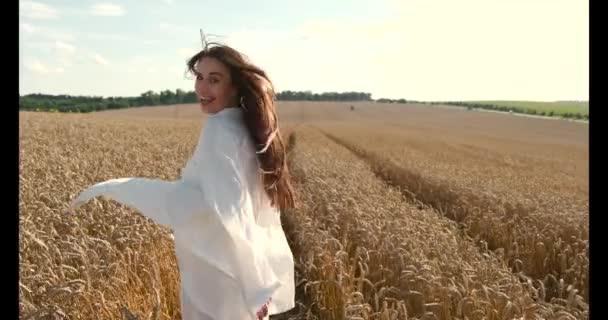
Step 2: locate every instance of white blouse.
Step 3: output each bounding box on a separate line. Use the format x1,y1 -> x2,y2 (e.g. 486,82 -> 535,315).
67,107 -> 295,319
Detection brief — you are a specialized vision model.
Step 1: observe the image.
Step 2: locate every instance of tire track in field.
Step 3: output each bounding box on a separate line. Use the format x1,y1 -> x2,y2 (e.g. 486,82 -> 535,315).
318,128 -> 588,305
321,129 -> 474,224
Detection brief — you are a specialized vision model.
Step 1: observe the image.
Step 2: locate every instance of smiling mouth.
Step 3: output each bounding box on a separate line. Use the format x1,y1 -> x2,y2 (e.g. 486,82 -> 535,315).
200,97 -> 215,106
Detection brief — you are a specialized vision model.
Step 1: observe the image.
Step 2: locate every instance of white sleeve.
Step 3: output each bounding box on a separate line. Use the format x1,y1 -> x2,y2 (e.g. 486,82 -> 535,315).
67,177 -> 175,228
67,122 -> 211,230
199,125 -> 282,317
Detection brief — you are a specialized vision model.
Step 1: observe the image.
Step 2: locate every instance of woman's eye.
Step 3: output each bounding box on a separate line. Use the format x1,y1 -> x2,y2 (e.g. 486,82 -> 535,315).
196,74 -> 203,80
209,78 -> 219,84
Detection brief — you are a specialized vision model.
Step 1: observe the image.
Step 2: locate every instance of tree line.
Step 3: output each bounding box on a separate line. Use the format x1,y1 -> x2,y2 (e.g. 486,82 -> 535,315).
18,91 -> 588,121
276,91 -> 372,101
19,90 -> 375,113
431,101 -> 589,121
19,90 -> 198,113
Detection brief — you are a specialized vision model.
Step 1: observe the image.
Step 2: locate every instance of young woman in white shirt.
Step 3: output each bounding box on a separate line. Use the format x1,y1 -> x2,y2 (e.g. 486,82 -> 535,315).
67,42 -> 297,320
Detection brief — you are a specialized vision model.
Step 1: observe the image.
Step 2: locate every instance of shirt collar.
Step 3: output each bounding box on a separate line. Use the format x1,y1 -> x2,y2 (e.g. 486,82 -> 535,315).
209,106 -> 243,121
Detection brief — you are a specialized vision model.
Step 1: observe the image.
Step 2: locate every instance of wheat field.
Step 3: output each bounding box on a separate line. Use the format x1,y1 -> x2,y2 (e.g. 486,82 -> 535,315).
19,102 -> 589,319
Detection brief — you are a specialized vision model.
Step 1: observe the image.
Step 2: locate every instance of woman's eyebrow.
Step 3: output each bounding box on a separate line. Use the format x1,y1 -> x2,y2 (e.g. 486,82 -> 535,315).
194,71 -> 223,77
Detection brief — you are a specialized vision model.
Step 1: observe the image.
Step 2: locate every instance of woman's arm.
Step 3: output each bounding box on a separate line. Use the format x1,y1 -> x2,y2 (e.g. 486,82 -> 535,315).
66,122 -> 210,229
66,177 -> 176,228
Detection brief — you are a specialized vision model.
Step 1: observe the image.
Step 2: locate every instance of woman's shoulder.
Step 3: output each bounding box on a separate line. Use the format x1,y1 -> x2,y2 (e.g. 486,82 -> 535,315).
205,115 -> 250,150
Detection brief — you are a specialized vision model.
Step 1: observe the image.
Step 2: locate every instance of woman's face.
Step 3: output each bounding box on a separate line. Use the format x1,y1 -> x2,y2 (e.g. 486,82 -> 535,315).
194,57 -> 239,114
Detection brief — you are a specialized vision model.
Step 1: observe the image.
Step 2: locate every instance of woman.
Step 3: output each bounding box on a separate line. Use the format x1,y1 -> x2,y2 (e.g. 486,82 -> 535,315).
66,43 -> 296,319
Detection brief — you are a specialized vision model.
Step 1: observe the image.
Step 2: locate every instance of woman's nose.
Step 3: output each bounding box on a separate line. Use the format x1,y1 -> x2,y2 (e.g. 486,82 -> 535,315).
195,81 -> 208,95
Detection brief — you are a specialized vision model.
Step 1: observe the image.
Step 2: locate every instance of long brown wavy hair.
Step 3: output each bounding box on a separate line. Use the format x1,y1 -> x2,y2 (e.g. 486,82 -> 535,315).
187,42 -> 296,211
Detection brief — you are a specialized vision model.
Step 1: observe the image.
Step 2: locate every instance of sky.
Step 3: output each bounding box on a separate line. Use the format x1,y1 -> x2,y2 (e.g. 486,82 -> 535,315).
19,0 -> 588,101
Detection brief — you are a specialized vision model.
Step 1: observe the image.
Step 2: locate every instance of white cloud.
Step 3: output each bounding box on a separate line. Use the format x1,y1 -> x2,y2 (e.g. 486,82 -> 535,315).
20,1 -> 58,19
55,41 -> 75,55
20,23 -> 36,34
24,60 -> 49,74
90,3 -> 125,16
22,40 -> 76,69
164,0 -> 173,4
22,59 -> 65,74
50,41 -> 76,68
93,54 -> 109,65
